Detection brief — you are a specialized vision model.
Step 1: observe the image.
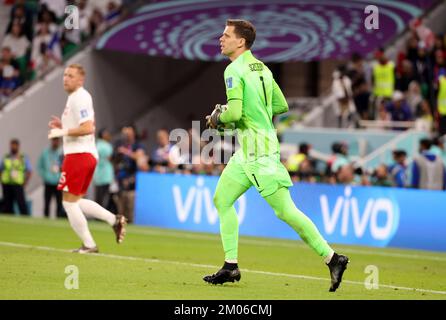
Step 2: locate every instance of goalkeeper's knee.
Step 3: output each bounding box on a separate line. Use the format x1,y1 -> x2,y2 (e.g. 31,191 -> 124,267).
273,210 -> 286,221
213,192 -> 235,213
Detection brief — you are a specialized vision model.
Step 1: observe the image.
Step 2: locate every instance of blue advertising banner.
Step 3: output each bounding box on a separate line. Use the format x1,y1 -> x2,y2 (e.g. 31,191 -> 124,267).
135,173 -> 446,252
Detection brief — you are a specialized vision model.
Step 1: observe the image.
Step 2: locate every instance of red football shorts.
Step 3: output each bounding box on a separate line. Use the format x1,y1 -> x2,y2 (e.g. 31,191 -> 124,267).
57,153 -> 97,196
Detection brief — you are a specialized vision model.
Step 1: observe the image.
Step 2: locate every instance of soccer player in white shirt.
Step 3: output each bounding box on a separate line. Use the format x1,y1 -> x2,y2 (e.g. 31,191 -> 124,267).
48,64 -> 127,253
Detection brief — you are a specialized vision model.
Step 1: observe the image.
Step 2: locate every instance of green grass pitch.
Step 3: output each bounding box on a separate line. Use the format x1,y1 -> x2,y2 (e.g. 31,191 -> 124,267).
0,214 -> 445,300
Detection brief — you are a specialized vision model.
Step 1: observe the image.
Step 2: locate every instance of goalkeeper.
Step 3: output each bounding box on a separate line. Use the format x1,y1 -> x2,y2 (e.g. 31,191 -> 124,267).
203,19 -> 349,292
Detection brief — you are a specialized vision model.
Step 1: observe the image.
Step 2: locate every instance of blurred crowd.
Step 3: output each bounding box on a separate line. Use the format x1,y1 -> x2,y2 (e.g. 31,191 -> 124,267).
0,126 -> 232,222
331,18 -> 446,134
283,138 -> 446,191
1,0 -> 131,105
2,126 -> 445,222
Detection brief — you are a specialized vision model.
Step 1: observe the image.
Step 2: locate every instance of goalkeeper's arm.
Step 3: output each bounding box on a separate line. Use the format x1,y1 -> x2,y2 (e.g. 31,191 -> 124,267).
272,79 -> 289,115
220,99 -> 242,123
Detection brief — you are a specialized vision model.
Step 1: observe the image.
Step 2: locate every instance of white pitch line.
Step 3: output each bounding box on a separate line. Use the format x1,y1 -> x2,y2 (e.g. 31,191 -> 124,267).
2,216 -> 446,262
1,241 -> 445,296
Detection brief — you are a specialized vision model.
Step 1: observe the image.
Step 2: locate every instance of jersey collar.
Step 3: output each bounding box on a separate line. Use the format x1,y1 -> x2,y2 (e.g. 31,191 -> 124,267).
233,50 -> 253,63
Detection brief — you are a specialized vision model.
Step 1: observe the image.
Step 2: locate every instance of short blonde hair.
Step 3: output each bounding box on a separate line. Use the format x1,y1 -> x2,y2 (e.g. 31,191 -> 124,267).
67,64 -> 86,77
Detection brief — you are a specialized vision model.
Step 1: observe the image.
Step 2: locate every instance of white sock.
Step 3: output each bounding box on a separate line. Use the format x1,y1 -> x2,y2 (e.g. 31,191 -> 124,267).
324,250 -> 335,264
78,199 -> 117,226
225,259 -> 238,264
63,201 -> 96,248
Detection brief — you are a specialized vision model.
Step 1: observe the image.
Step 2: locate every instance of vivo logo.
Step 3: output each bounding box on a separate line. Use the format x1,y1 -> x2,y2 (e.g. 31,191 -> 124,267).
172,177 -> 246,225
320,187 -> 398,240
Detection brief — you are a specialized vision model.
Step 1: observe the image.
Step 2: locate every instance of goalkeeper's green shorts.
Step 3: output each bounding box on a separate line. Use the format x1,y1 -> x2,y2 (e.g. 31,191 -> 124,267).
222,150 -> 293,197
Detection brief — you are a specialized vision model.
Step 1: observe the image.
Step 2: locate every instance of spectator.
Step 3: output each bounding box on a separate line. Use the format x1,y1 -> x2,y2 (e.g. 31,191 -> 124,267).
376,100 -> 391,129
115,125 -> 148,223
347,54 -> 372,120
76,0 -> 94,39
296,158 -> 317,183
168,129 -> 193,172
286,143 -> 309,176
37,137 -> 64,218
411,138 -> 446,190
335,164 -> 355,185
89,8 -> 106,37
191,155 -> 206,175
410,18 -> 435,51
430,136 -> 446,167
0,46 -> 21,104
36,4 -> 59,37
330,142 -> 350,175
386,91 -> 413,129
151,128 -> 174,170
2,22 -> 30,63
40,0 -> 66,23
437,72 -> 446,136
406,81 -> 423,116
372,49 -> 395,102
94,128 -> 115,211
31,22 -> 62,78
433,49 -> 446,89
93,0 -> 123,17
7,2 -> 34,41
388,150 -> 408,188
104,1 -> 122,27
406,33 -> 419,67
395,59 -> 416,93
2,23 -> 29,83
0,138 -> 32,215
347,52 -> 370,88
413,41 -> 432,98
202,153 -> 219,176
347,52 -> 372,120
352,79 -> 371,120
332,65 -> 358,128
432,34 -> 446,57
414,99 -> 433,132
370,164 -> 393,187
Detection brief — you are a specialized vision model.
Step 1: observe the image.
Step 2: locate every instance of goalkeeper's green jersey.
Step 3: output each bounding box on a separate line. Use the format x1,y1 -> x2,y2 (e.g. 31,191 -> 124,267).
220,50 -> 289,162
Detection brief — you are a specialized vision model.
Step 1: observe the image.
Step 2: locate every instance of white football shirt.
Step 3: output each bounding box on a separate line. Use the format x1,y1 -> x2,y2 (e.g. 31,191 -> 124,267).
61,87 -> 98,158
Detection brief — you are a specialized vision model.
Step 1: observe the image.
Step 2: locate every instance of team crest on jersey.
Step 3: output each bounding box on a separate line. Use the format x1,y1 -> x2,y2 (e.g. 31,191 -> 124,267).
226,77 -> 233,89
80,109 -> 88,118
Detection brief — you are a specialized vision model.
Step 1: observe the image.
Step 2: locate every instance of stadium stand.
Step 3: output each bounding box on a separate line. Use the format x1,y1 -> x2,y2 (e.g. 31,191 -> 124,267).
0,0 -> 140,106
